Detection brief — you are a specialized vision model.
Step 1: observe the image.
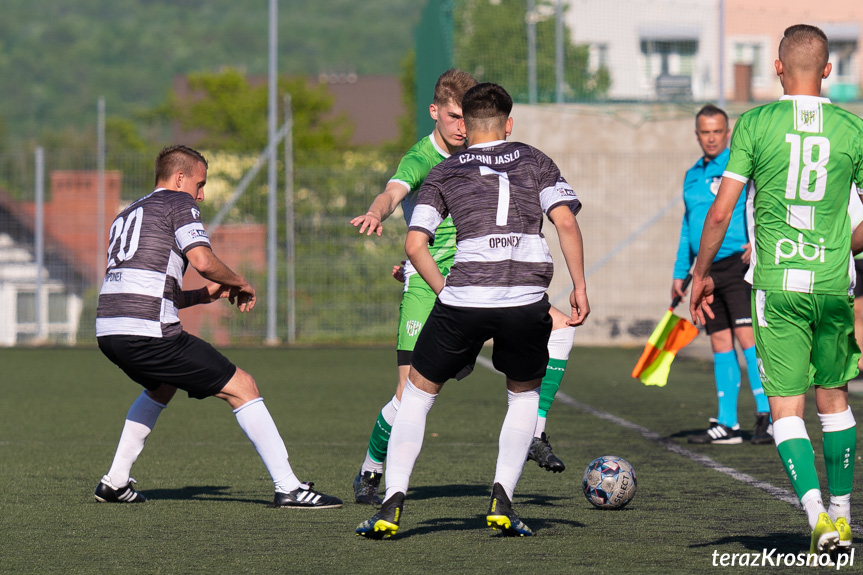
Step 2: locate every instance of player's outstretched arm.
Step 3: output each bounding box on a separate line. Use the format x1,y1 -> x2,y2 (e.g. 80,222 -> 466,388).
186,245 -> 256,312
405,230 -> 445,294
548,205 -> 589,326
350,181 -> 410,237
178,282 -> 233,309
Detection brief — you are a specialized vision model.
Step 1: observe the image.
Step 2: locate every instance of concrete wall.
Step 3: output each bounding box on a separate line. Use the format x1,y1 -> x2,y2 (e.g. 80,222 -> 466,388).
511,102 -> 709,347
512,99 -> 863,351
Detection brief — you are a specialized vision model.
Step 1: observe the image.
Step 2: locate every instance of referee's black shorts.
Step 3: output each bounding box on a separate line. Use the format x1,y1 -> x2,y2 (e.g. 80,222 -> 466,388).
411,295 -> 552,384
854,258 -> 863,298
705,254 -> 752,335
98,331 -> 236,399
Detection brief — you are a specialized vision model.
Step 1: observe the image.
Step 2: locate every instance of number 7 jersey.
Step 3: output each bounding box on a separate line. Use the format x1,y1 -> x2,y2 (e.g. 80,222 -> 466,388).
96,188 -> 211,337
409,140 -> 581,308
724,95 -> 863,295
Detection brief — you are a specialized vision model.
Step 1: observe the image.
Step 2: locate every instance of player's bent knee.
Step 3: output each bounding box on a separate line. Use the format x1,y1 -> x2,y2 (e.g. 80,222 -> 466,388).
217,368 -> 261,406
147,384 -> 177,405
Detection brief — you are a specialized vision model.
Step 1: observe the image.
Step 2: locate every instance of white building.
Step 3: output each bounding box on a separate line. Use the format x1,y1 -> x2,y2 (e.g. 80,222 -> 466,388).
568,0 -> 720,101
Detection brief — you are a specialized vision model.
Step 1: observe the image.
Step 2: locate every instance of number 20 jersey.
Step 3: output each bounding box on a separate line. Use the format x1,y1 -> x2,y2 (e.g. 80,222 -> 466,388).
409,140 -> 581,308
724,96 -> 863,295
96,188 -> 211,338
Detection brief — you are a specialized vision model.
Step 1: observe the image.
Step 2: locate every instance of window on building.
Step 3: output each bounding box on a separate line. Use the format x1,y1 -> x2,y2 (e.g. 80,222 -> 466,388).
588,43 -> 608,73
831,40 -> 858,81
733,41 -> 764,80
641,39 -> 697,99
640,39 -> 697,76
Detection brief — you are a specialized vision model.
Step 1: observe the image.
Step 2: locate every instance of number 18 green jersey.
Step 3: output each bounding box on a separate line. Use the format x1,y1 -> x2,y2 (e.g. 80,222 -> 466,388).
724,95 -> 863,295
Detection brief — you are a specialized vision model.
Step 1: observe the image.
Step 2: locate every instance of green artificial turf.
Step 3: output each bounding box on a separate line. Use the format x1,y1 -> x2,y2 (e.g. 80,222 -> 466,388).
1,347 -> 860,574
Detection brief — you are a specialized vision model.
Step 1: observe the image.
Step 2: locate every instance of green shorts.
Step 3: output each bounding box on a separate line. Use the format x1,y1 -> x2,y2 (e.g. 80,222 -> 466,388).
752,289 -> 859,396
397,271 -> 437,353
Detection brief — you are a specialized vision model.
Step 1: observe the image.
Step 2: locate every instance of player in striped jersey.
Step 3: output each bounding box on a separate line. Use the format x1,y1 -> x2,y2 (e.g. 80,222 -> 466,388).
350,70 -> 575,505
94,145 -> 341,509
691,25 -> 863,559
357,83 -> 588,538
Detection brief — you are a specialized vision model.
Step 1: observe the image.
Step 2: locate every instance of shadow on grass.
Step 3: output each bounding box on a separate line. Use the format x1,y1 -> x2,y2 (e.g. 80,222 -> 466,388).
670,428 -> 763,444
690,532 -> 805,554
392,515 -> 585,539
407,483 -> 490,500
669,428 -> 714,441
406,485 -> 569,508
142,485 -> 261,504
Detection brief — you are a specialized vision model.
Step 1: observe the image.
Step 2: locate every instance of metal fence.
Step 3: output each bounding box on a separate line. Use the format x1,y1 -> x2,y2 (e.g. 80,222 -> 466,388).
5,1 -> 863,347
0,148 -> 409,347
0,132 -> 699,349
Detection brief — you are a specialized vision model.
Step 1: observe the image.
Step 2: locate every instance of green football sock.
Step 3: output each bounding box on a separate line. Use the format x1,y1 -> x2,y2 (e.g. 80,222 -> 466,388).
538,358 -> 567,418
823,427 -> 856,496
367,411 -> 393,464
776,438 -> 821,500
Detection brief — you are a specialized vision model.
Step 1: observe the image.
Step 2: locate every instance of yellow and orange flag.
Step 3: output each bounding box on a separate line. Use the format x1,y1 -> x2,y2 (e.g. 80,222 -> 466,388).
632,274 -> 698,387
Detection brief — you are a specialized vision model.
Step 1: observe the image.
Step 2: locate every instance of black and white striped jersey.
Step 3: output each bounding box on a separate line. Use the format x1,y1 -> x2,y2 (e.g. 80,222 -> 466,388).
96,188 -> 210,337
409,140 -> 581,308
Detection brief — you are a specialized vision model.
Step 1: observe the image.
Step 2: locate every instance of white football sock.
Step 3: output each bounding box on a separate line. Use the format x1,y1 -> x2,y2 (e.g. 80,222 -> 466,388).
362,453 -> 383,475
362,395 -> 400,474
384,379 -> 436,500
534,414 -> 547,437
818,407 -> 856,433
801,489 -> 827,530
106,391 -> 166,487
233,398 -> 300,493
547,326 -> 575,360
829,493 -> 851,524
494,387 -> 540,500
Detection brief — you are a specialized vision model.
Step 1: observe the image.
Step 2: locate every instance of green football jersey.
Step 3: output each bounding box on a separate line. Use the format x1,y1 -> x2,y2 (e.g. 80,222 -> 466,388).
389,134 -> 456,272
725,96 -> 863,295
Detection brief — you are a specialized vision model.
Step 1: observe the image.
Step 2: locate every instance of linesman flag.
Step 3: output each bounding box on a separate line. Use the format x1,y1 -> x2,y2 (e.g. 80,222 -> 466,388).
631,274 -> 698,387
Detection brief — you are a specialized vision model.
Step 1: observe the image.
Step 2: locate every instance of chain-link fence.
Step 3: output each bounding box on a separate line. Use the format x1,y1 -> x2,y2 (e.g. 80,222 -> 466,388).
0,148 -> 408,347
5,1 -> 863,347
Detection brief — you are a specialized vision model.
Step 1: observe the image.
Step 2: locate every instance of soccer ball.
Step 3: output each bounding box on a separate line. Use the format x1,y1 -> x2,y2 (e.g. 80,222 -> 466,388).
582,455 -> 637,509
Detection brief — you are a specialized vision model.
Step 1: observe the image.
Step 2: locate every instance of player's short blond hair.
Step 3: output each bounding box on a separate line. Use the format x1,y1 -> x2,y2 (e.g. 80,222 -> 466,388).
778,24 -> 829,76
433,69 -> 478,107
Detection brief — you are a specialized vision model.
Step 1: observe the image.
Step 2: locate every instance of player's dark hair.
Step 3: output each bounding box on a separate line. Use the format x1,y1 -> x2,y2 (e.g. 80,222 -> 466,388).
695,104 -> 728,128
461,83 -> 513,132
779,24 -> 829,73
433,68 -> 478,106
154,145 -> 208,186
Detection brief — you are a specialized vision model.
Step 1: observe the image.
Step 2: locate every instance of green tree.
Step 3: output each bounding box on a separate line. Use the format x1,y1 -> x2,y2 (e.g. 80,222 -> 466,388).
454,0 -> 609,102
162,68 -> 353,156
383,50 -> 418,154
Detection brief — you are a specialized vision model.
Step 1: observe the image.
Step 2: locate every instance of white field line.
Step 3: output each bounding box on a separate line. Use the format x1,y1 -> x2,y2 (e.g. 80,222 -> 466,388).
474,354 -> 863,536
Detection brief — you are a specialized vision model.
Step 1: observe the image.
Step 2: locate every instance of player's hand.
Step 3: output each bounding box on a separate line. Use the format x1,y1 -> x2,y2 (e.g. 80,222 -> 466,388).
392,261 -> 406,282
689,275 -> 715,326
567,287 -> 590,327
350,212 -> 383,237
741,243 -> 752,265
202,282 -> 232,304
671,278 -> 687,302
229,282 -> 257,313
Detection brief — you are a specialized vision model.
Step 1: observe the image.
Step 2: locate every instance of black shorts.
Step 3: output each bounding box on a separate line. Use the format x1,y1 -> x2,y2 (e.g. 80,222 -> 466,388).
98,332 -> 237,399
855,258 -> 863,298
706,254 -> 752,335
411,295 -> 552,383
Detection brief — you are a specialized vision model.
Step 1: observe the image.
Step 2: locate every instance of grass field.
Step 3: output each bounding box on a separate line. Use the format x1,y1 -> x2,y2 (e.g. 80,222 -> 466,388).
2,346 -> 861,574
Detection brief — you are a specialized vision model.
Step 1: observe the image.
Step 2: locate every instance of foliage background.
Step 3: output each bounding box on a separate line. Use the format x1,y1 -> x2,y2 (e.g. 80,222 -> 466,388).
0,0 -> 424,148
